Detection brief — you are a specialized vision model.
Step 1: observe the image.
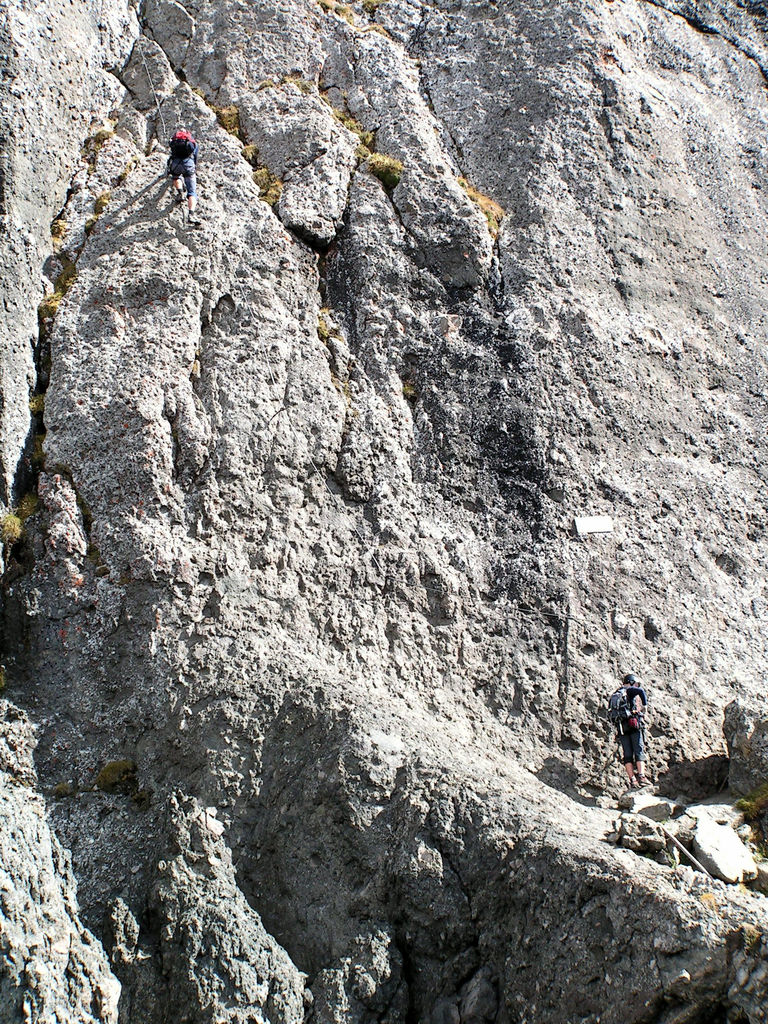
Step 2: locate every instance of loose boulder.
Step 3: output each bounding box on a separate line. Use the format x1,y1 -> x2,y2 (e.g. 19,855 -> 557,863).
691,813 -> 758,884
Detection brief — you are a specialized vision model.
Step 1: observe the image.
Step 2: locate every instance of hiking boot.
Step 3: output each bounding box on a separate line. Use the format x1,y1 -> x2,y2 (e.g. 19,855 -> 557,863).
187,215 -> 202,227
636,775 -> 650,788
174,189 -> 185,203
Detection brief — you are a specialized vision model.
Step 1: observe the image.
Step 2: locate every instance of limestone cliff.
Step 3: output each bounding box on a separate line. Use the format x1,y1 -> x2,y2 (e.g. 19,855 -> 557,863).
1,0 -> 767,1022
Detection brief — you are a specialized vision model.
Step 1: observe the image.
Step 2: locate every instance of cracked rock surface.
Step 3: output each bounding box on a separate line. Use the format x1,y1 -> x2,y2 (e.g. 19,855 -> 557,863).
1,0 -> 768,1022
0,701 -> 121,1022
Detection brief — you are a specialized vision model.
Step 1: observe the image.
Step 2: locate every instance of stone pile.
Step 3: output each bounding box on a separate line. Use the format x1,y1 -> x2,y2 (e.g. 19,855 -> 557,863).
610,791 -> 763,887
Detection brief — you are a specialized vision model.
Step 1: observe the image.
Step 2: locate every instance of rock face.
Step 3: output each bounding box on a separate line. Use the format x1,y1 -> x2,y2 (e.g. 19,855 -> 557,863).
724,697 -> 768,795
0,0 -> 137,522
1,0 -> 768,1022
0,701 -> 121,1023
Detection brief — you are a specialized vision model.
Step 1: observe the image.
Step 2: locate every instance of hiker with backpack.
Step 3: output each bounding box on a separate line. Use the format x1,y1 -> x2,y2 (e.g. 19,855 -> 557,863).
608,673 -> 650,789
167,128 -> 200,223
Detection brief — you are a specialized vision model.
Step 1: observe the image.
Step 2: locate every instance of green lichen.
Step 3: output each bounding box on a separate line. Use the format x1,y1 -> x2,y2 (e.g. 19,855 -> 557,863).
318,308 -> 344,345
115,158 -> 138,186
29,394 -> 45,416
317,0 -> 354,21
0,667 -> 6,692
84,214 -> 99,236
31,434 -> 46,468
368,153 -> 403,191
51,218 -> 67,249
38,292 -> 63,322
95,759 -> 137,794
55,262 -> 77,294
330,373 -> 353,404
52,781 -> 76,799
91,127 -> 115,146
132,789 -> 152,811
362,0 -> 388,11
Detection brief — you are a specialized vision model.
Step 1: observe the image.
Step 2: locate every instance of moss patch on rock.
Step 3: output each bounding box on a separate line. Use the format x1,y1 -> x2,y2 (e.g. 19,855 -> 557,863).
51,218 -> 67,250
29,394 -> 45,416
322,96 -> 375,150
215,104 -> 243,139
1,515 -> 23,546
95,759 -> 137,795
82,124 -> 116,174
94,191 -> 111,215
242,144 -> 259,167
39,262 -> 78,327
318,0 -> 354,21
253,167 -> 283,207
368,153 -> 403,191
737,781 -> 768,821
115,157 -> 139,186
16,493 -> 39,521
283,74 -> 314,94
457,176 -> 505,236
52,781 -> 76,799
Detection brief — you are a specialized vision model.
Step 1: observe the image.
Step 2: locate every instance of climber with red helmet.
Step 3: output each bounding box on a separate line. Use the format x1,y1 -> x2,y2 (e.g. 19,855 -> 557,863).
167,128 -> 200,225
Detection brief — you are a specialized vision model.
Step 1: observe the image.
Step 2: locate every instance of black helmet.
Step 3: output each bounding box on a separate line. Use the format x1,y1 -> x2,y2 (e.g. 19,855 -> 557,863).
623,673 -> 637,686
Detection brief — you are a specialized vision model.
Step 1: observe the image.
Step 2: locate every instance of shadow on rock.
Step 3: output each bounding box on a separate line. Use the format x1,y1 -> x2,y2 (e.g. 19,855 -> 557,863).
656,754 -> 729,802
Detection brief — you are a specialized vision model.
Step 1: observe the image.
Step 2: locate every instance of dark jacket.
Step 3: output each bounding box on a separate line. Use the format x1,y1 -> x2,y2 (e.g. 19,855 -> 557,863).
617,685 -> 647,734
626,685 -> 648,711
168,138 -> 198,177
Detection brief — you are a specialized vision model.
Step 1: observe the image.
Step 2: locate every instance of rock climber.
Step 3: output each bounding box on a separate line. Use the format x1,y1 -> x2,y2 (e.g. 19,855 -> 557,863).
610,672 -> 650,789
167,128 -> 200,224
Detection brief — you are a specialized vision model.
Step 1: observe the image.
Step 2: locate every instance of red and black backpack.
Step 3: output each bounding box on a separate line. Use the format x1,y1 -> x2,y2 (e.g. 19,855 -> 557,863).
169,129 -> 195,159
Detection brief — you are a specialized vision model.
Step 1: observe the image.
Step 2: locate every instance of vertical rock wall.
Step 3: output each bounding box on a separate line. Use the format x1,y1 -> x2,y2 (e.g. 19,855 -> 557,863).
0,0 -> 137,518
1,0 -> 767,1021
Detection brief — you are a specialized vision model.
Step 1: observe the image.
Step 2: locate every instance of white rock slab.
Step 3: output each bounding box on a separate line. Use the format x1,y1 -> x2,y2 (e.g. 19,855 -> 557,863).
692,815 -> 758,883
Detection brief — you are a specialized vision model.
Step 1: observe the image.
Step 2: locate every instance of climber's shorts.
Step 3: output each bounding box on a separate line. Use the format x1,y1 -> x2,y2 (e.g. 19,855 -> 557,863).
618,729 -> 645,765
169,157 -> 197,198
